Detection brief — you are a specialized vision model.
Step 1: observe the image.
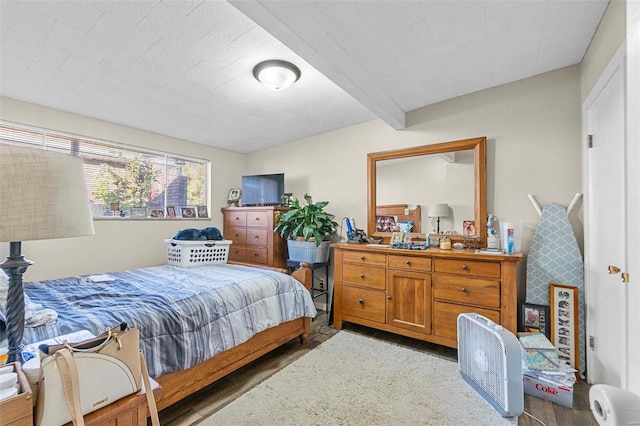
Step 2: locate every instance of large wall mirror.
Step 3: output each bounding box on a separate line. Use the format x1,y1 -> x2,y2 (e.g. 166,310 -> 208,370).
367,137 -> 487,245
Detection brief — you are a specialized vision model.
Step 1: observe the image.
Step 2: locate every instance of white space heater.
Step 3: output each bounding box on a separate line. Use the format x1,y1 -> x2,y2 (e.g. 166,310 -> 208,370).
457,313 -> 524,417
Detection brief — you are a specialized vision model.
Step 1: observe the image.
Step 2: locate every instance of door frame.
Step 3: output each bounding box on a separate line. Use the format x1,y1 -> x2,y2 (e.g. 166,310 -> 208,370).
626,1 -> 640,394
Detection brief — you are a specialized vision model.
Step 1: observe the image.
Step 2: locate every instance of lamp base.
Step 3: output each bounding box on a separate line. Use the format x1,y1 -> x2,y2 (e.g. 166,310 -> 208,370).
0,241 -> 32,363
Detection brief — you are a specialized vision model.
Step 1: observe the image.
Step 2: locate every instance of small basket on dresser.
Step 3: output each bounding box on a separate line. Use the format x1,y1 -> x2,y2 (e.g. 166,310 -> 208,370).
165,240 -> 232,267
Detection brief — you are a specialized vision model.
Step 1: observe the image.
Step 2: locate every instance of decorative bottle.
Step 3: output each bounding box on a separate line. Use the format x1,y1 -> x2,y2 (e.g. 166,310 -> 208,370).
486,214 -> 500,250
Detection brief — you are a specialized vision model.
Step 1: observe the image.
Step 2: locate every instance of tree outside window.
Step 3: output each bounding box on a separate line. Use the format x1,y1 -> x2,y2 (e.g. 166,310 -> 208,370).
93,156 -> 160,209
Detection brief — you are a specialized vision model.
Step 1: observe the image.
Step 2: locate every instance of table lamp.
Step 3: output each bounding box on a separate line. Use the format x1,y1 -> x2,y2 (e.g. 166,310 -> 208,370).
428,203 -> 450,234
0,145 -> 95,363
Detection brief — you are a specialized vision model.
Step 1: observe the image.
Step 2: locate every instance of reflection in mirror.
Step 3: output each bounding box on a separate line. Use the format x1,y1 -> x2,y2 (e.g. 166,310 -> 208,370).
376,150 -> 475,235
367,137 -> 487,245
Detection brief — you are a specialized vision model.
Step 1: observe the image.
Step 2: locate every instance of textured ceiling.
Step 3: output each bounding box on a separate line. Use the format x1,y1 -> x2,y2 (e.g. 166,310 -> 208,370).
0,1 -> 609,153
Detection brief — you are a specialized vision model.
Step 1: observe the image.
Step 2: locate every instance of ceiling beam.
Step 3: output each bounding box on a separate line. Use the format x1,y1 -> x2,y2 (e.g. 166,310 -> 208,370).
230,1 -> 406,130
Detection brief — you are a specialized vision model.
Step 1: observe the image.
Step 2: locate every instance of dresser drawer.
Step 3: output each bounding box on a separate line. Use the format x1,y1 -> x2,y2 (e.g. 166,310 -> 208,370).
432,301 -> 500,340
247,210 -> 269,227
388,255 -> 431,271
246,228 -> 268,246
343,251 -> 386,266
246,247 -> 268,264
433,275 -> 500,308
343,264 -> 386,290
226,211 -> 247,226
342,285 -> 386,323
227,227 -> 247,245
228,246 -> 247,262
434,259 -> 500,278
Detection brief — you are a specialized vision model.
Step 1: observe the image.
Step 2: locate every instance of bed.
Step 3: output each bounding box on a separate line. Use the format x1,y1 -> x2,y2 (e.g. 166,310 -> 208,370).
16,261 -> 315,411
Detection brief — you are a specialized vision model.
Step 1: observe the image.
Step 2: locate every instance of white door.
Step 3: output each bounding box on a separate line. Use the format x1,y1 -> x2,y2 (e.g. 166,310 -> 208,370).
583,47 -> 627,386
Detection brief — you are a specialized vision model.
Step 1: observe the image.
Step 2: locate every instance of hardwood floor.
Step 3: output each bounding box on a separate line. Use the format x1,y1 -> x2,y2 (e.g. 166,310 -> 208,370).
159,313 -> 597,425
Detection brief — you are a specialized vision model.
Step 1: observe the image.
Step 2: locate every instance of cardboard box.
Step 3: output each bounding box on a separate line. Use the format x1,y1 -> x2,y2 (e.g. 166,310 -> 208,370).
523,374 -> 574,408
0,362 -> 33,426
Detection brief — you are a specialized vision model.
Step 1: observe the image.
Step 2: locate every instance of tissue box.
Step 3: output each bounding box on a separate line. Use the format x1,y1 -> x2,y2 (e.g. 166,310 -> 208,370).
523,375 -> 574,408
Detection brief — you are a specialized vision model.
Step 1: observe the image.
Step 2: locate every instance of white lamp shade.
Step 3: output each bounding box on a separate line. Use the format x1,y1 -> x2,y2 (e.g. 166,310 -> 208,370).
0,145 -> 95,242
428,203 -> 450,218
253,60 -> 301,91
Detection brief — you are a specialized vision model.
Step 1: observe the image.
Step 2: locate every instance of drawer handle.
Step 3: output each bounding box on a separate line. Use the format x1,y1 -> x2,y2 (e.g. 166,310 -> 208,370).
234,217 -> 240,220
360,256 -> 365,260
255,217 -> 260,221
387,295 -> 392,300
360,274 -> 365,279
254,253 -> 259,257
405,260 -> 411,265
254,235 -> 260,239
461,287 -> 467,292
462,265 -> 468,270
359,298 -> 364,305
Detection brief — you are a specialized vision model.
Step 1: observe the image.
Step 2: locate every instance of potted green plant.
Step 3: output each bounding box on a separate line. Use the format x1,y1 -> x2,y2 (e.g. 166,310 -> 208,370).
274,194 -> 338,263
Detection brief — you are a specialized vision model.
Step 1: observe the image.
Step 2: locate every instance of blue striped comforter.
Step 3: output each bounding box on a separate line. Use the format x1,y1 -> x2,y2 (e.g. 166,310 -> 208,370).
20,264 -> 317,377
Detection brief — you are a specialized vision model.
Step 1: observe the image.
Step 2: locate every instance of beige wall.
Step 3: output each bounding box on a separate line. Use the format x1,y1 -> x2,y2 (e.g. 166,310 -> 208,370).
0,97 -> 245,280
247,66 -> 584,257
581,0 -> 626,100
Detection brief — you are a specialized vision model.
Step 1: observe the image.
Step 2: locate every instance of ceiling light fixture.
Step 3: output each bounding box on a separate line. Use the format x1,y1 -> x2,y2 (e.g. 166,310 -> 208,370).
253,60 -> 301,91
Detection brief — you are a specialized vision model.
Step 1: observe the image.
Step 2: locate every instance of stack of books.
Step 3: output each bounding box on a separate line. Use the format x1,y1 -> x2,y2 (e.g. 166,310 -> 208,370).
518,332 -> 576,408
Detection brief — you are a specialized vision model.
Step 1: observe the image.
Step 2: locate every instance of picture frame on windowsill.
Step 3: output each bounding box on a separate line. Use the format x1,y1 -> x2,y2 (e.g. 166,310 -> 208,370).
181,207 -> 196,218
130,207 -> 147,218
196,205 -> 208,218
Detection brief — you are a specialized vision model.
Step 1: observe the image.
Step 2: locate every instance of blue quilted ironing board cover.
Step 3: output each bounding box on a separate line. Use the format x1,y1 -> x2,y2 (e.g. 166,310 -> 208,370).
526,202 -> 585,374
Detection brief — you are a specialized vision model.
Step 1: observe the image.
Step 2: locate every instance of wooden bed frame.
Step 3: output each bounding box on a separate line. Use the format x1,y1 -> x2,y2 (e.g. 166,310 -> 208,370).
153,261 -> 312,411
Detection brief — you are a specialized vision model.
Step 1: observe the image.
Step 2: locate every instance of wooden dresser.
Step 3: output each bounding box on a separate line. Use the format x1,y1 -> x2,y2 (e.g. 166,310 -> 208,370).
221,206 -> 288,268
333,243 -> 523,348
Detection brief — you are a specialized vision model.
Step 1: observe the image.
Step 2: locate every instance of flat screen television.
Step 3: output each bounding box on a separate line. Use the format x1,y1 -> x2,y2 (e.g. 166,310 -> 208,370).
241,173 -> 285,206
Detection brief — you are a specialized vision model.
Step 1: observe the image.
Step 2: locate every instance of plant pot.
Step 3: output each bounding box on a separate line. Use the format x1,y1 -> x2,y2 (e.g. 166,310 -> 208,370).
287,240 -> 330,263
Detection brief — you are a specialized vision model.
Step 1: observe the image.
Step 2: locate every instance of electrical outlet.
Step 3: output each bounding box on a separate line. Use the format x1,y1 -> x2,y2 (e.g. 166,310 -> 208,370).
318,279 -> 324,289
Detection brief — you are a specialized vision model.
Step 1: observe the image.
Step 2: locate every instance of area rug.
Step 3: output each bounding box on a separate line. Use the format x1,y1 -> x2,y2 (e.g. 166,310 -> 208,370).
199,331 -> 515,425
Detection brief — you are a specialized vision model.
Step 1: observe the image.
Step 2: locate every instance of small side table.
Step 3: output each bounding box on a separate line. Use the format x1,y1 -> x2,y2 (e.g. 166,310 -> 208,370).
287,260 -> 331,322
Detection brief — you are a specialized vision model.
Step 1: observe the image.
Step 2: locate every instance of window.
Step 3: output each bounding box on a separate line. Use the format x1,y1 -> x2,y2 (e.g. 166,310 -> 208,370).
0,121 -> 209,219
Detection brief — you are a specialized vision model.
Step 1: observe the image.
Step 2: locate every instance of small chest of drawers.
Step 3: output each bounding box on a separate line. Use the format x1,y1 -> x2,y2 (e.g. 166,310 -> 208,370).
333,244 -> 522,348
221,207 -> 288,268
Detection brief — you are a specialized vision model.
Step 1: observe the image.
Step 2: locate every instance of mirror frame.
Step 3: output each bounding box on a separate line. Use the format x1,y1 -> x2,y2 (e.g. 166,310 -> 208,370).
367,136 -> 487,245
